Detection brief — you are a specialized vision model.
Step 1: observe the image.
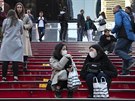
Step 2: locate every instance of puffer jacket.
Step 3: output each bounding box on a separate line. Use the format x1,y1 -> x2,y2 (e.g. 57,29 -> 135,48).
112,9 -> 135,41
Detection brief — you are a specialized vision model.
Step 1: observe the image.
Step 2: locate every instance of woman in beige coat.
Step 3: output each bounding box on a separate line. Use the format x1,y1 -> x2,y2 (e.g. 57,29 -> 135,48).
14,2 -> 33,72
50,43 -> 77,98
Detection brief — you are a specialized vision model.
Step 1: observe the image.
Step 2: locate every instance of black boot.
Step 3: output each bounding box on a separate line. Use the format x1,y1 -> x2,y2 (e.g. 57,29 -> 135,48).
67,90 -> 73,98
23,62 -> 28,72
55,89 -> 62,98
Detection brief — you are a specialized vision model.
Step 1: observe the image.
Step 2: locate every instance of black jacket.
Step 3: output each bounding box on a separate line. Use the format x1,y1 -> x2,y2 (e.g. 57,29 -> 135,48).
80,45 -> 118,80
85,19 -> 97,31
99,34 -> 117,47
58,11 -> 68,24
77,14 -> 85,28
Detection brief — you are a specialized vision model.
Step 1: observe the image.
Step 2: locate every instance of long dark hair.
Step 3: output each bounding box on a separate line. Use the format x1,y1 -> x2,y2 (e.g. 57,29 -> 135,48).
14,2 -> 25,19
99,11 -> 106,19
7,9 -> 18,27
53,43 -> 67,60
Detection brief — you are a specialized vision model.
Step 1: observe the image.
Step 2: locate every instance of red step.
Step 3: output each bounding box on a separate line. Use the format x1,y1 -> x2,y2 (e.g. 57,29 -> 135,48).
0,89 -> 134,98
0,42 -> 135,99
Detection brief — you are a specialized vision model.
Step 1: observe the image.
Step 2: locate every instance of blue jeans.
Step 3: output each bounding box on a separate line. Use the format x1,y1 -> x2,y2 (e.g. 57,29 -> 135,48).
77,28 -> 84,41
114,38 -> 133,73
38,27 -> 45,41
85,72 -> 111,97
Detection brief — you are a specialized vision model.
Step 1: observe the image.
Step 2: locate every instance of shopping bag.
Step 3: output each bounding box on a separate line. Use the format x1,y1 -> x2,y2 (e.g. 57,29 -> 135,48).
100,77 -> 109,98
93,77 -> 109,98
99,19 -> 106,26
67,68 -> 81,89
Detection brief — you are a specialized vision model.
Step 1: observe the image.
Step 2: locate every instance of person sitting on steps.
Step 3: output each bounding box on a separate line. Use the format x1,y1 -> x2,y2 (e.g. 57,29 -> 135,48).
49,43 -> 78,98
80,44 -> 118,98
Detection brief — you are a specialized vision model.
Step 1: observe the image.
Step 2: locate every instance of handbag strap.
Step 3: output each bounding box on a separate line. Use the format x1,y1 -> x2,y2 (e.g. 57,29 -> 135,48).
93,77 -> 98,83
100,77 -> 106,83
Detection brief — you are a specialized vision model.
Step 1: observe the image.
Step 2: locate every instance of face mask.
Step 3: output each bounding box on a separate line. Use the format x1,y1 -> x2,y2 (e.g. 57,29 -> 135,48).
62,50 -> 67,56
89,51 -> 97,58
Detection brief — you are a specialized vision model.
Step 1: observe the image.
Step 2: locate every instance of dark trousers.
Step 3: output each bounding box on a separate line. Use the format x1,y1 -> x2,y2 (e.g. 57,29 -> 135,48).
114,38 -> 133,73
29,28 -> 32,42
57,80 -> 68,90
38,27 -> 45,41
23,56 -> 28,68
85,72 -> 111,97
103,42 -> 116,53
77,27 -> 84,41
60,23 -> 68,41
2,61 -> 19,77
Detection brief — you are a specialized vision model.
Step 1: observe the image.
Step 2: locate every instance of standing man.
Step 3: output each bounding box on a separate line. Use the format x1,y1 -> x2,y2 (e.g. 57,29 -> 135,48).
58,7 -> 68,42
0,7 -> 6,41
112,5 -> 135,75
77,9 -> 85,41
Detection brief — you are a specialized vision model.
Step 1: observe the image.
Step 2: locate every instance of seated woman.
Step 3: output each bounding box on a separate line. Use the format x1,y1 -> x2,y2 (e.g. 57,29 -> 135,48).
49,43 -> 77,98
80,44 -> 118,98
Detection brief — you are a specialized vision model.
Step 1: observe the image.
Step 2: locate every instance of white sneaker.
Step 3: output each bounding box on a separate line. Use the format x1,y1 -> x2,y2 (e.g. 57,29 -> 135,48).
14,76 -> 18,82
2,77 -> 7,82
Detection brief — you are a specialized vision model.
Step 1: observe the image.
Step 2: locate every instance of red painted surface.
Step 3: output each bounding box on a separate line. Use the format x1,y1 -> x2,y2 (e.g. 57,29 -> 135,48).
0,42 -> 135,99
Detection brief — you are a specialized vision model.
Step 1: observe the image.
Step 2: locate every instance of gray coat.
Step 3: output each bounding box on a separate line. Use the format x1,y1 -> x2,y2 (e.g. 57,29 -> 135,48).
49,56 -> 76,90
0,18 -> 24,62
21,14 -> 33,56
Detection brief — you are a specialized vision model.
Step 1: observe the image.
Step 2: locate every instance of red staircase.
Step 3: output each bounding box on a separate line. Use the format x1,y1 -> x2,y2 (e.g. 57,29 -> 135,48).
0,42 -> 135,100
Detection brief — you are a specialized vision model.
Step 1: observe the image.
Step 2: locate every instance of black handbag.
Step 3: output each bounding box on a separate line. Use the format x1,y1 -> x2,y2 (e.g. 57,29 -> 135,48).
99,19 -> 106,26
86,62 -> 101,73
46,80 -> 52,90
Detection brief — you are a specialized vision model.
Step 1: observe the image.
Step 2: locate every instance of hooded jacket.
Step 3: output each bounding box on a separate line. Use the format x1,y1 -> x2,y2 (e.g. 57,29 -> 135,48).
80,44 -> 118,79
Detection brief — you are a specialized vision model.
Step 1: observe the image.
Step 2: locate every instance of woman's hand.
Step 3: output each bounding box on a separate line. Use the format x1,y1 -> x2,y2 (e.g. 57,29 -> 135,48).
67,65 -> 72,72
65,54 -> 72,59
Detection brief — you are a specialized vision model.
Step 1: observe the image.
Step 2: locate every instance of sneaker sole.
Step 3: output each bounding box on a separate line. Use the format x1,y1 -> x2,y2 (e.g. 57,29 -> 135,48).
127,62 -> 135,70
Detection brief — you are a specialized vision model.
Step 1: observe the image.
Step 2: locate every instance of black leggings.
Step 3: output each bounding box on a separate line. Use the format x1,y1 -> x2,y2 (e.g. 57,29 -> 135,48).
24,56 -> 28,62
2,61 -> 19,77
85,72 -> 111,97
57,80 -> 68,90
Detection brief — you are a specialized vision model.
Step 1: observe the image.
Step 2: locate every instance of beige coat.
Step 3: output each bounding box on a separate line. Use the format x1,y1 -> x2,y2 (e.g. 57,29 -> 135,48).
49,56 -> 76,87
22,14 -> 33,56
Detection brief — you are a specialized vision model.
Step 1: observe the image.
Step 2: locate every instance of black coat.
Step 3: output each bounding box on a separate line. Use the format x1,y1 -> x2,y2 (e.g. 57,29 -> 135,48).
99,34 -> 117,47
80,50 -> 118,80
77,14 -> 85,28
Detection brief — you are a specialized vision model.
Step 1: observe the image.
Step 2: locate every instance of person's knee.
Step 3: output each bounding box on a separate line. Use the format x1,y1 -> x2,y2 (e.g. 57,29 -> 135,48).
86,73 -> 95,82
97,72 -> 107,79
114,49 -> 120,55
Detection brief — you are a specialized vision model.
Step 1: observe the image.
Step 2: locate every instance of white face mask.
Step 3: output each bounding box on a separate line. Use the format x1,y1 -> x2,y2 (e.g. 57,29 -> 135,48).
89,51 -> 97,58
62,50 -> 67,56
